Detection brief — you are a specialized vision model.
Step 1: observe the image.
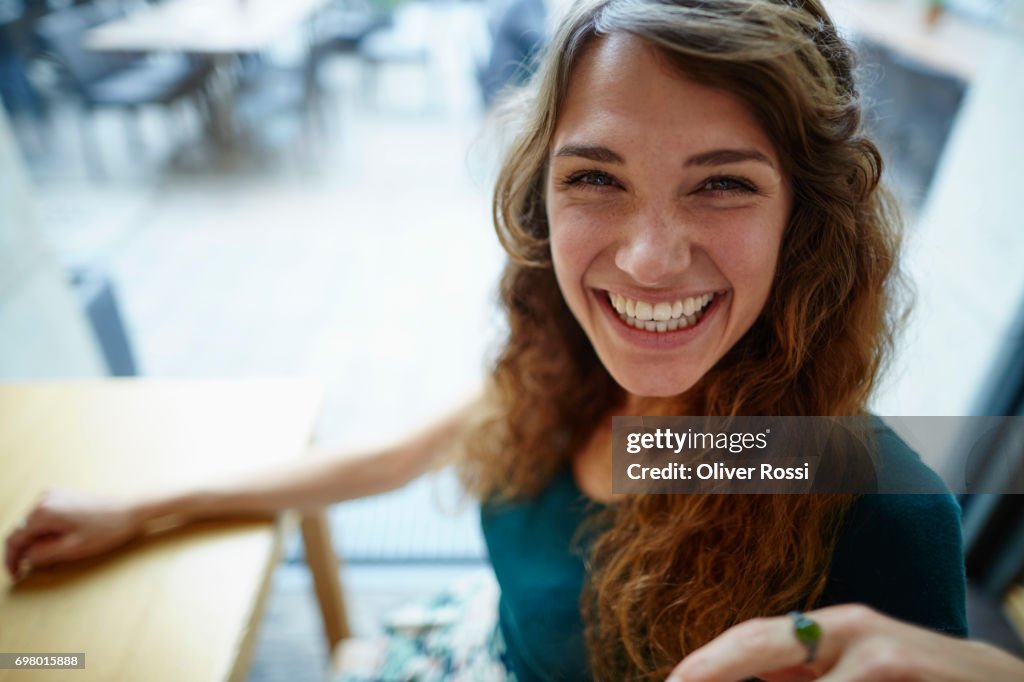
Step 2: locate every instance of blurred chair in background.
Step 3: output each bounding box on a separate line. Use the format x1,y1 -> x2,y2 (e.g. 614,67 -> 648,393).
34,1 -> 211,168
230,0 -> 374,162
316,0 -> 392,56
233,41 -> 330,164
0,0 -> 47,124
356,0 -> 431,111
476,0 -> 547,108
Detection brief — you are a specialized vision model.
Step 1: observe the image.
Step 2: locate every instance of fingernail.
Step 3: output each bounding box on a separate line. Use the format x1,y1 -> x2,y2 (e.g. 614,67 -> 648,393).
16,559 -> 31,580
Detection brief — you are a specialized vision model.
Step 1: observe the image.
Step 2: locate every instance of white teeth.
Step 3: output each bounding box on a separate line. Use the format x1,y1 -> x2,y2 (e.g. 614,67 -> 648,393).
652,302 -> 673,321
609,291 -> 717,333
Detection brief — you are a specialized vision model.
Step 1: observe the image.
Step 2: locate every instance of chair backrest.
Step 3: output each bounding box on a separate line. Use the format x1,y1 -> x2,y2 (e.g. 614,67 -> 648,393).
34,2 -> 139,97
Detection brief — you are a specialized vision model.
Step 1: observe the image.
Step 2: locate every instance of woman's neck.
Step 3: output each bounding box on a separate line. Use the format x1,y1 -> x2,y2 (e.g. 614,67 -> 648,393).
620,392 -> 688,417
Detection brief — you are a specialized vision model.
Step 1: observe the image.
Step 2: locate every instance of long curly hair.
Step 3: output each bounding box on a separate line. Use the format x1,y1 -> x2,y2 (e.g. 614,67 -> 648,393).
456,0 -> 907,679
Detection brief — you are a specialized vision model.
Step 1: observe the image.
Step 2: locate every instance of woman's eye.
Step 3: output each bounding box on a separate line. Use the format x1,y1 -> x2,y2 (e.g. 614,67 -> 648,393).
699,176 -> 757,194
563,171 -> 619,189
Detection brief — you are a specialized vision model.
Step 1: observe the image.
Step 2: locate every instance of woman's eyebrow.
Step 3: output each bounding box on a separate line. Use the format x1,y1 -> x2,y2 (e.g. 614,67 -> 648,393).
551,144 -> 776,169
685,148 -> 775,169
552,143 -> 624,164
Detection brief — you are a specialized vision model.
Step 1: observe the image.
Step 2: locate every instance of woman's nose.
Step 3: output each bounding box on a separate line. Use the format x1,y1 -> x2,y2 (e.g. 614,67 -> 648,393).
613,211 -> 694,286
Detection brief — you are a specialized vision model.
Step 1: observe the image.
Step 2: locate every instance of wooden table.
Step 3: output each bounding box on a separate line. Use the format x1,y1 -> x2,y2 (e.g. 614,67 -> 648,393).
0,380 -> 348,682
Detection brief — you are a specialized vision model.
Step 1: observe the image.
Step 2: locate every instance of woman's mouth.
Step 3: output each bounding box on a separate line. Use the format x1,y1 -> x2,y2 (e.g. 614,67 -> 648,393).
606,291 -> 719,333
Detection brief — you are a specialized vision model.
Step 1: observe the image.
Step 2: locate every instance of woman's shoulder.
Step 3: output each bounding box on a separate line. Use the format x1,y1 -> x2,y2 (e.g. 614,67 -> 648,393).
864,416 -> 951,494
837,418 -> 964,577
821,419 -> 967,636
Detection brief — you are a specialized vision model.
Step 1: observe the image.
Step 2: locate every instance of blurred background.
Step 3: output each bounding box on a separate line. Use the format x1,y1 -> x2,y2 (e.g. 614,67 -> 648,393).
1,0 -> 1023,679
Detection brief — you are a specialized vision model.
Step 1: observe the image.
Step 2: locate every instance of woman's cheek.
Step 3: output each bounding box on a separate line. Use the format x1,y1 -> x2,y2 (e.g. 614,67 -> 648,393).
550,207 -> 613,259
705,216 -> 784,275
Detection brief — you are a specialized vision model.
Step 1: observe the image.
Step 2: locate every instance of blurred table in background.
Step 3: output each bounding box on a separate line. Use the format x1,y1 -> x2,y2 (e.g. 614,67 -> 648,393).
85,0 -> 329,55
84,0 -> 330,147
0,379 -> 348,682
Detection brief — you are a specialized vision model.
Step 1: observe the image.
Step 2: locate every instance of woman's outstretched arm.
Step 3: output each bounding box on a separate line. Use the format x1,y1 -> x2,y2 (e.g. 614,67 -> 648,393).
4,393 -> 480,581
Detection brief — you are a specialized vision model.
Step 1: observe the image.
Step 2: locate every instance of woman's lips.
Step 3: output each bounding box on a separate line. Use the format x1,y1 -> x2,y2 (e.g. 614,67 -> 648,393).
597,288 -> 726,347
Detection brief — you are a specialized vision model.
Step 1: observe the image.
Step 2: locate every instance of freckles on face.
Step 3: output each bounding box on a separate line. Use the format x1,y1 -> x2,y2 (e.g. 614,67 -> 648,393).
544,33 -> 792,400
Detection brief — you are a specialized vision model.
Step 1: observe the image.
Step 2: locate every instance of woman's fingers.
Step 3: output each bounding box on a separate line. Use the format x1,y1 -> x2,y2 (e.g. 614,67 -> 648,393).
4,525 -> 30,577
669,604 -> 1024,682
668,615 -> 821,682
814,636 -> 922,682
4,522 -> 57,578
4,489 -> 125,579
4,495 -> 64,578
5,528 -> 75,579
814,632 -> 1017,682
20,533 -> 83,569
757,665 -> 820,682
668,605 -> 880,682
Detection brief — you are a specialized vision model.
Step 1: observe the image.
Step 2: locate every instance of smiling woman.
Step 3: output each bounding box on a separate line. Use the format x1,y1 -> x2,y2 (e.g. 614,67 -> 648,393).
3,2 -> 970,681
546,33 -> 792,399
457,0 -> 965,680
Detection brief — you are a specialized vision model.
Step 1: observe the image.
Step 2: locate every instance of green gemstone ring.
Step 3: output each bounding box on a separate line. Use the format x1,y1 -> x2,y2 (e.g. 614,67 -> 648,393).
788,611 -> 822,664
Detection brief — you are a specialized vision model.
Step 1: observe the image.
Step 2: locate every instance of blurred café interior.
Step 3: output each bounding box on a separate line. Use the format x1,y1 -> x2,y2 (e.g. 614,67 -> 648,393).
1,0 -> 1023,679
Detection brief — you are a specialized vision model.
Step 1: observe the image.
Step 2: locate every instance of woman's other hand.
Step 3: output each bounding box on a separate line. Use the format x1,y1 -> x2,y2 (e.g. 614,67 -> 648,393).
4,488 -> 141,581
667,604 -> 1024,682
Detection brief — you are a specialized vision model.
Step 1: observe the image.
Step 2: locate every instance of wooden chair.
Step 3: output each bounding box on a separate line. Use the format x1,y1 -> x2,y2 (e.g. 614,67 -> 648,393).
299,509 -> 353,649
298,509 -> 396,678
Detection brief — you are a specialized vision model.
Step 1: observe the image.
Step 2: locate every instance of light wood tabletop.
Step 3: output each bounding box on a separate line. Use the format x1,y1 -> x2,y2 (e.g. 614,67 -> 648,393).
0,379 -> 346,682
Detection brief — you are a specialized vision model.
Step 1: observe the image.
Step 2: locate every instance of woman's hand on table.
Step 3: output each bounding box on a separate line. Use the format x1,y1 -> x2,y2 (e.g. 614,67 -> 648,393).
4,488 -> 141,581
667,604 -> 1024,682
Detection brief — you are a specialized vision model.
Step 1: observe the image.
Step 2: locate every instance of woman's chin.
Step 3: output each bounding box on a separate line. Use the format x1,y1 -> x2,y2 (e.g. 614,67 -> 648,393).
610,371 -> 702,404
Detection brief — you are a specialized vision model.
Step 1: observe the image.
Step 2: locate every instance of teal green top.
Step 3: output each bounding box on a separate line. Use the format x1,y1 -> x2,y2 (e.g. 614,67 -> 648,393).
481,423 -> 968,682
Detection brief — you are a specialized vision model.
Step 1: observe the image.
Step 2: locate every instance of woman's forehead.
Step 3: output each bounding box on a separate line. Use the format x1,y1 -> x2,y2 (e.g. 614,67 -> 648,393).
552,33 -> 781,166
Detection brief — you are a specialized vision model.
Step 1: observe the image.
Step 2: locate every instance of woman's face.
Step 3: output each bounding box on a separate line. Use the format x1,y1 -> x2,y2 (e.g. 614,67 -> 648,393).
546,33 -> 792,401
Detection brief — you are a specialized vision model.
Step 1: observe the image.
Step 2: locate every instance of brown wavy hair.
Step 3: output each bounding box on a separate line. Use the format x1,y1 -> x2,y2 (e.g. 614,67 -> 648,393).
456,0 -> 907,679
